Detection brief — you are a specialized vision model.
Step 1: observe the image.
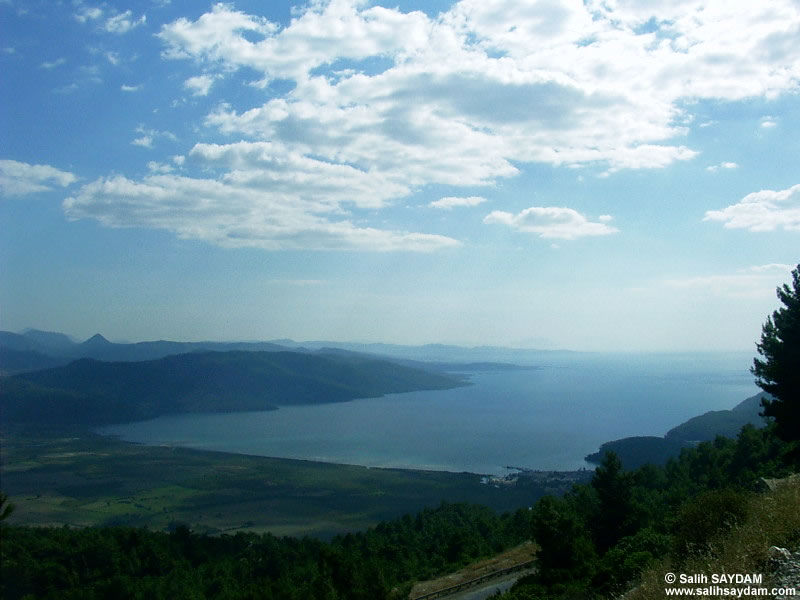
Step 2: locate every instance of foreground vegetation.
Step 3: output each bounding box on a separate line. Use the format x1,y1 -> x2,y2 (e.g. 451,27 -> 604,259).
2,424 -> 797,600
629,476 -> 800,600
1,501 -> 529,600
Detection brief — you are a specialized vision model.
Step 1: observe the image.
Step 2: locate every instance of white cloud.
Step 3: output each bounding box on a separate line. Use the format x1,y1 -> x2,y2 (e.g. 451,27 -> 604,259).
104,10 -> 146,34
121,84 -> 143,92
63,174 -> 461,252
0,159 -> 77,196
483,206 -> 619,240
156,1 -> 731,182
706,161 -> 739,172
184,74 -> 217,97
704,184 -> 800,232
430,196 -> 487,209
153,0 -> 800,189
760,117 -> 778,128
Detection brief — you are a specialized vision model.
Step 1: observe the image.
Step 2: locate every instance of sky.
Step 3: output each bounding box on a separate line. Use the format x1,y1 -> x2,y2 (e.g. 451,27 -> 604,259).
0,0 -> 798,352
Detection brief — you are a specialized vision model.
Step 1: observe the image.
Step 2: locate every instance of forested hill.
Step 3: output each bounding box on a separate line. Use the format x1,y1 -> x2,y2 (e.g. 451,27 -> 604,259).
0,350 -> 466,426
585,392 -> 770,469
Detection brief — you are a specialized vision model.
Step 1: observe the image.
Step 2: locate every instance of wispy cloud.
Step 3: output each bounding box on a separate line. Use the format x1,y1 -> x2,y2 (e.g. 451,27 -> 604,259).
484,207 -> 618,240
430,196 -> 487,210
54,82 -> 80,94
131,126 -> 176,149
40,57 -> 66,69
746,263 -> 795,273
74,5 -> 103,24
704,184 -> 800,232
64,174 -> 461,252
121,84 -> 143,92
706,162 -> 738,172
0,159 -> 77,196
132,136 -> 153,148
104,10 -> 146,34
663,264 -> 794,298
147,161 -> 173,174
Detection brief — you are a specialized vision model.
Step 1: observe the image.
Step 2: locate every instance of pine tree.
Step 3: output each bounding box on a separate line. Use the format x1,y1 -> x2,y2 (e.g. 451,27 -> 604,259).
752,264 -> 800,442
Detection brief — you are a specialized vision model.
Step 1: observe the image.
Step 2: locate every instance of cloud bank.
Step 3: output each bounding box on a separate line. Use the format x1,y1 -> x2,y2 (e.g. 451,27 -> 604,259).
66,0 -> 800,251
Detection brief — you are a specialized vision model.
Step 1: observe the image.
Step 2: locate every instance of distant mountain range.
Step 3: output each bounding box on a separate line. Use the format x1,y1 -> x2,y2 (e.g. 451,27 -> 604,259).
272,339 -> 571,364
0,329 -> 289,373
1,349 -> 467,426
585,391 -> 770,469
0,329 -> 559,376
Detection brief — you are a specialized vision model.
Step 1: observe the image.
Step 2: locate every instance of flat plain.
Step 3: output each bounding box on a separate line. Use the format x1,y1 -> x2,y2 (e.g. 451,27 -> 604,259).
1,427 -> 546,539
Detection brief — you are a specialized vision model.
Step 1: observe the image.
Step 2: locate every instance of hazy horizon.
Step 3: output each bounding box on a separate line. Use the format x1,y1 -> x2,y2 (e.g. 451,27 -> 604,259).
8,325 -> 766,355
2,1 -> 797,353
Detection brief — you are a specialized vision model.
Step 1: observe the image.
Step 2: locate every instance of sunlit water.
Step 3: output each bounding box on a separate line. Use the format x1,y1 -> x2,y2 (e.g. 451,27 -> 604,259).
98,352 -> 759,475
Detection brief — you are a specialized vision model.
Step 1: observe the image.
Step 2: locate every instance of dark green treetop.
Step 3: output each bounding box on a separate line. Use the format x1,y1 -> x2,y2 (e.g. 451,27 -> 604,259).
752,264 -> 800,442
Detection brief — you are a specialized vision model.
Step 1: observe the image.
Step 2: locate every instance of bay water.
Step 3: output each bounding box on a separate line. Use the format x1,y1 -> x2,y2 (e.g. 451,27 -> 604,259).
98,351 -> 760,475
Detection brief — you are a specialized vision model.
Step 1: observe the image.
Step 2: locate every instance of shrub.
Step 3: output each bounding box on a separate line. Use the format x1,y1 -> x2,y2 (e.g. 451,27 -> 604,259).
672,488 -> 752,562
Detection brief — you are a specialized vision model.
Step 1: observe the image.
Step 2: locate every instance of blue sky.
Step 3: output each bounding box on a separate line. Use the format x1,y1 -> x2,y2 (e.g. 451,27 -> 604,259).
1,0 -> 798,351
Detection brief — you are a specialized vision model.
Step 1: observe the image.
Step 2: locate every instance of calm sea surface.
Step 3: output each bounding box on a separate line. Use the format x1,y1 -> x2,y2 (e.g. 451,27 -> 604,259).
98,352 -> 759,475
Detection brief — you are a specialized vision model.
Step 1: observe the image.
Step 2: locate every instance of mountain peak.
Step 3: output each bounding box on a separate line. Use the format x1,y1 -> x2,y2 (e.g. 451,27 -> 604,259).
82,333 -> 112,346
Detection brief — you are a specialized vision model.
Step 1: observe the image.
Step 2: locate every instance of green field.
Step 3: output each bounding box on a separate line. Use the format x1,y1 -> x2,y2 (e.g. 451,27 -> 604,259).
1,427 -> 547,539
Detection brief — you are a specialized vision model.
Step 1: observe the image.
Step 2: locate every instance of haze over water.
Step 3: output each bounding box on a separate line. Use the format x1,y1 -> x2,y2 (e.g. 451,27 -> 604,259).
100,352 -> 759,475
